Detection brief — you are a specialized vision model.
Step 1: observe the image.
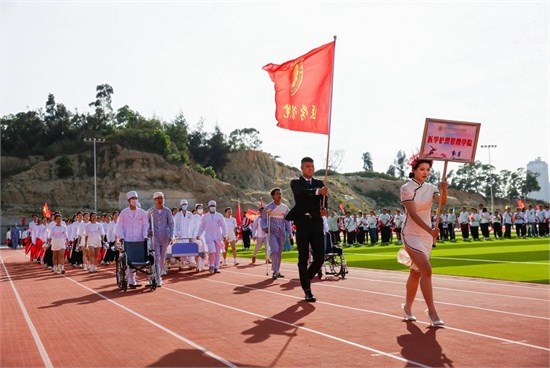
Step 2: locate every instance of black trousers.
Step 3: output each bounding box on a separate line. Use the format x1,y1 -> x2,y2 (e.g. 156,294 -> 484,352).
471,226 -> 479,240
296,217 -> 325,292
447,224 -> 455,240
504,224 -> 512,238
356,228 -> 365,244
242,230 -> 251,249
329,231 -> 340,246
480,223 -> 490,238
461,224 -> 469,239
493,223 -> 502,238
381,226 -> 391,243
347,230 -> 356,245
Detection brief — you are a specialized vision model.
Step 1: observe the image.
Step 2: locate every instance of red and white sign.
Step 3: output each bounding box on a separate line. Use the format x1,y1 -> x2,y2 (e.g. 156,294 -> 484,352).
419,118 -> 481,163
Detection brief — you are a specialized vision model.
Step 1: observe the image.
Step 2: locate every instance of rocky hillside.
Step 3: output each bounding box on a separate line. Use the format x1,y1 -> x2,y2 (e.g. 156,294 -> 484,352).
1,145 -> 489,223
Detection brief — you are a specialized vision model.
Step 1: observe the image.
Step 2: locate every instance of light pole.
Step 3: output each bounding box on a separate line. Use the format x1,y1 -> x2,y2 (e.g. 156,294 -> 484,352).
481,144 -> 497,212
83,138 -> 106,212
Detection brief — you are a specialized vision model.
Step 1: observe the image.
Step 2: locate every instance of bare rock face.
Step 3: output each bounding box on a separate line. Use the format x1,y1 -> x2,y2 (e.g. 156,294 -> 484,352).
1,145 -> 490,220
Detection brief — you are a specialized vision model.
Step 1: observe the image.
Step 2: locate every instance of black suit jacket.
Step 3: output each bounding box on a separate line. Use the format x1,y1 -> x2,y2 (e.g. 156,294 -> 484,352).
286,176 -> 327,221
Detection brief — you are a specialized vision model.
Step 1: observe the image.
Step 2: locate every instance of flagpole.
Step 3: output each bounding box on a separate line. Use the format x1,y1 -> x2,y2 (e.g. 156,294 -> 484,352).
322,35 -> 337,209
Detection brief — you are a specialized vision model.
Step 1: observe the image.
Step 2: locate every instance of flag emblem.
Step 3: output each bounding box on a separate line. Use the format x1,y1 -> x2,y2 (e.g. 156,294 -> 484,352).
291,59 -> 304,96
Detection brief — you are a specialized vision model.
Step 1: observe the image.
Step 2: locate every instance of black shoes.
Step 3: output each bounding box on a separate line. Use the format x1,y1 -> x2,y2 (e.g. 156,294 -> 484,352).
304,290 -> 316,302
129,283 -> 142,289
272,272 -> 285,279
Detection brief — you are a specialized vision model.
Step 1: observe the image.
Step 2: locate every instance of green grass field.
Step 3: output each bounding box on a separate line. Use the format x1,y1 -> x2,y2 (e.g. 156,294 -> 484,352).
239,236 -> 550,284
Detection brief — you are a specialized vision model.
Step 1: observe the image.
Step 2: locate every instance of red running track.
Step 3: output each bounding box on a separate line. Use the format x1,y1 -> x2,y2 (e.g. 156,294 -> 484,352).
1,248 -> 548,367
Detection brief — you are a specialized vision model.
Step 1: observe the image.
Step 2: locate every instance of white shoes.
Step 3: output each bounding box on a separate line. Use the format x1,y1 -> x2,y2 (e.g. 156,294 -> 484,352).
401,303 -> 416,321
425,309 -> 445,327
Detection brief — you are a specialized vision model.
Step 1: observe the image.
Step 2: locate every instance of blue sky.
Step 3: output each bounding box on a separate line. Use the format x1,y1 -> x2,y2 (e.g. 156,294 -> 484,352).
2,1 -> 548,175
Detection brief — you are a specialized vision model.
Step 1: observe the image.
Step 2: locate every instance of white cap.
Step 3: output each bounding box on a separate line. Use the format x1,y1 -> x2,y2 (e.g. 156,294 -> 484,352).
179,199 -> 188,206
208,200 -> 216,207
153,192 -> 164,199
126,191 -> 138,199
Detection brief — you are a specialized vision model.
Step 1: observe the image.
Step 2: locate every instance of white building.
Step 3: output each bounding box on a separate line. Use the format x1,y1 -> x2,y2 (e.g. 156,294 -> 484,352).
526,157 -> 549,202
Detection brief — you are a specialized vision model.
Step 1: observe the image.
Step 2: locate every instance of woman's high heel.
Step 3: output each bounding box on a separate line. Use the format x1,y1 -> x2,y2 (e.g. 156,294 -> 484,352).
424,309 -> 445,327
401,303 -> 416,321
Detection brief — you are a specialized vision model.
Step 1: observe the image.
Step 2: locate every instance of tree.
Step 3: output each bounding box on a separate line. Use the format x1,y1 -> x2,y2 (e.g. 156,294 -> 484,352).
362,152 -> 373,172
206,125 -> 231,172
386,165 -> 396,177
228,128 -> 262,151
324,149 -> 345,172
1,111 -> 47,156
394,150 -> 407,179
164,113 -> 190,164
85,84 -> 114,134
522,171 -> 540,198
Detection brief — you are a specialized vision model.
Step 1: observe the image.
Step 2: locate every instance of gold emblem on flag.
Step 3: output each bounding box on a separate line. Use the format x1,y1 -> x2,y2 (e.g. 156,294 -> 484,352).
290,59 -> 304,96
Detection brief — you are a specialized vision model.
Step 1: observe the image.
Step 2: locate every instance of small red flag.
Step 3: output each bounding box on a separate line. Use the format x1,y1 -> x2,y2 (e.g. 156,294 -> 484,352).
42,202 -> 52,218
260,198 -> 264,208
517,199 -> 525,209
263,41 -> 335,135
339,203 -> 345,215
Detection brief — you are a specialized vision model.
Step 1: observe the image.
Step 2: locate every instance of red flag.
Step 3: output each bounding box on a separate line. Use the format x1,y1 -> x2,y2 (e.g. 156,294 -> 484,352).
263,41 -> 335,135
42,202 -> 52,218
517,199 -> 525,209
236,200 -> 243,239
260,198 -> 264,208
245,209 -> 260,222
339,203 -> 345,215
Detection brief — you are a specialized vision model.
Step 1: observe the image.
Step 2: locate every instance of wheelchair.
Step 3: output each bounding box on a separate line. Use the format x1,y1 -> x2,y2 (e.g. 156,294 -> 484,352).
323,234 -> 348,279
115,240 -> 157,292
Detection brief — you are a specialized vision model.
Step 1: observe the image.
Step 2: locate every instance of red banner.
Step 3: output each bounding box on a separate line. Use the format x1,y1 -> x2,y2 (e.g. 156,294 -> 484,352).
263,41 -> 334,135
339,203 -> 345,215
517,199 -> 525,209
245,209 -> 260,222
236,200 -> 243,239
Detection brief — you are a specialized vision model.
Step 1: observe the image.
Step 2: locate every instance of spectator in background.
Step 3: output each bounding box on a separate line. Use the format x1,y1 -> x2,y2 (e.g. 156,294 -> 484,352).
480,208 -> 491,240
459,206 -> 471,241
492,209 -> 503,239
503,207 -> 513,239
447,208 -> 456,242
394,209 -> 404,245
10,224 -> 20,250
469,208 -> 481,241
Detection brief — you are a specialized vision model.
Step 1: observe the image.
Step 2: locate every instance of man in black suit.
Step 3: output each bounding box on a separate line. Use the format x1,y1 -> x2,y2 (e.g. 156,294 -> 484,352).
286,157 -> 329,302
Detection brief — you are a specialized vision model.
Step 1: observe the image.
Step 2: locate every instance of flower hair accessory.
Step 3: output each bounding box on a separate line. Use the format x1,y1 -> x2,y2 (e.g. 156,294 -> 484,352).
407,153 -> 420,168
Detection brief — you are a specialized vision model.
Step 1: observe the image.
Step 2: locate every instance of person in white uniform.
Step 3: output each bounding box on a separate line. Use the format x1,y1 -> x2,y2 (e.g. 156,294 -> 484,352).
196,200 -> 227,274
174,199 -> 197,268
115,191 -> 149,288
84,212 -> 105,273
397,156 -> 447,327
48,214 -> 69,274
191,203 -> 207,271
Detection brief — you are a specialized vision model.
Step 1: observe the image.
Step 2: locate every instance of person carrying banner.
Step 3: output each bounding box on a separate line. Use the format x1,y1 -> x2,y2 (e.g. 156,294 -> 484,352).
286,157 -> 329,302
398,155 -> 447,327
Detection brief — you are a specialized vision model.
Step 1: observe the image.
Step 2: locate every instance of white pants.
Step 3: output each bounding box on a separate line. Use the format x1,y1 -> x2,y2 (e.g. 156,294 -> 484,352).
205,240 -> 224,269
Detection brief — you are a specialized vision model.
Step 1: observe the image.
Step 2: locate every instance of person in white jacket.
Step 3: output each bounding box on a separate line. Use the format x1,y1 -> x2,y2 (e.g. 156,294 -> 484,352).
196,200 -> 227,274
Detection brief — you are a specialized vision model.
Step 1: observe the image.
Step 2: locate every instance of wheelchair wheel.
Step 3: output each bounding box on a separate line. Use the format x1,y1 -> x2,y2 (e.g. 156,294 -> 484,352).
147,249 -> 157,290
325,253 -> 347,279
116,253 -> 128,292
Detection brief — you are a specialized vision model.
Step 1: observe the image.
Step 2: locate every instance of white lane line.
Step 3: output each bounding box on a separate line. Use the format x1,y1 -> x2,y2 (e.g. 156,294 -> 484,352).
344,252 -> 550,266
195,271 -> 550,352
226,269 -> 550,321
61,276 -> 236,368
162,284 -> 431,368
334,266 -> 548,290
1,256 -> 53,368
275,265 -> 550,302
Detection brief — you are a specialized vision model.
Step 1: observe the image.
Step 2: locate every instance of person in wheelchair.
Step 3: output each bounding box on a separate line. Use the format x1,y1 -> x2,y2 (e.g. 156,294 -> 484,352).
115,191 -> 149,289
